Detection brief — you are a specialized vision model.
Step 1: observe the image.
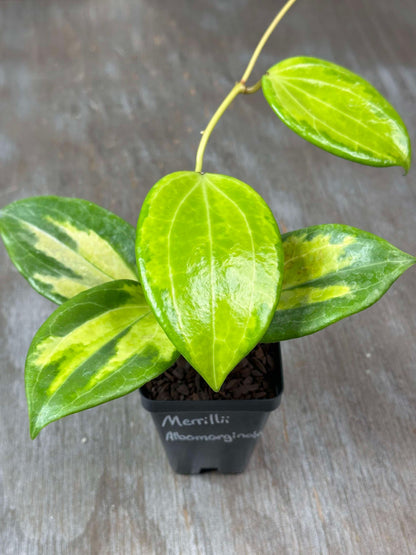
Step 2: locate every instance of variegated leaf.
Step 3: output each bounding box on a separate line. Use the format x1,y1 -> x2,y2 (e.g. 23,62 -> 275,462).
263,225 -> 415,342
136,171 -> 283,391
262,57 -> 411,171
0,196 -> 138,304
26,279 -> 179,438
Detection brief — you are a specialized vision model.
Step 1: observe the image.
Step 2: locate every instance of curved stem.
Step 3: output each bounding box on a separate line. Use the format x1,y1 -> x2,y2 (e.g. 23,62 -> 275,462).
243,79 -> 262,94
194,0 -> 298,173
195,82 -> 245,173
240,0 -> 298,84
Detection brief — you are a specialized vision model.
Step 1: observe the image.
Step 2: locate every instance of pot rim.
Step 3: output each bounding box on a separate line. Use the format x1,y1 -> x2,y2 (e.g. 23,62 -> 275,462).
139,387 -> 283,412
140,344 -> 283,413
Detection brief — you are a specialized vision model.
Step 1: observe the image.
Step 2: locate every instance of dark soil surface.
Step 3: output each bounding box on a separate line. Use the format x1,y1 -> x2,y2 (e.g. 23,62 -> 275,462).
142,343 -> 277,401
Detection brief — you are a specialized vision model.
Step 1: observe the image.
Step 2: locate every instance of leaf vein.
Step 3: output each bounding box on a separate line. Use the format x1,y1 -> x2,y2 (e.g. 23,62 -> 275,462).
279,78 -> 404,159
271,80 -> 390,160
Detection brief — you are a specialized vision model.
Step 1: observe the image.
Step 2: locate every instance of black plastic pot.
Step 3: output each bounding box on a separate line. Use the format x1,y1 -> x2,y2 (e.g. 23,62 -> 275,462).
140,344 -> 283,474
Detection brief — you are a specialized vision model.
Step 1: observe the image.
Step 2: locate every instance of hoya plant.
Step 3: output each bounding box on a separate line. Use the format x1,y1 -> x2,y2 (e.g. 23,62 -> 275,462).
0,0 -> 414,439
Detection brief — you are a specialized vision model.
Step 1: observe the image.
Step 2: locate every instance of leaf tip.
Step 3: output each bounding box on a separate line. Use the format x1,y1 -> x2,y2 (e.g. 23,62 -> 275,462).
407,254 -> 416,267
401,153 -> 411,175
397,125 -> 411,174
397,247 -> 416,269
29,419 -> 42,440
29,406 -> 53,439
27,385 -> 48,439
201,372 -> 223,393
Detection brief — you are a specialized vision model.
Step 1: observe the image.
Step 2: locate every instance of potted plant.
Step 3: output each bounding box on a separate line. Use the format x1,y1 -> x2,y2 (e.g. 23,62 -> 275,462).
0,0 -> 414,474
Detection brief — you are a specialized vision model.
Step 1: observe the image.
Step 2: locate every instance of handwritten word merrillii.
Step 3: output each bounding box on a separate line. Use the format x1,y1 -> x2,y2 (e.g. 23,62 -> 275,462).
161,413 -> 230,428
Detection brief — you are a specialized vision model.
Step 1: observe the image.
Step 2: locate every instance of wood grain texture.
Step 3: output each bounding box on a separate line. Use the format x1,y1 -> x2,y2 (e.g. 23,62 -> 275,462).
0,0 -> 415,553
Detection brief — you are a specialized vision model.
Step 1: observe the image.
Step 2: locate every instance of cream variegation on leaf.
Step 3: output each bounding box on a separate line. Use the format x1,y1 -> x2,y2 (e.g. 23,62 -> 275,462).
26,280 -> 179,438
1,195 -> 414,436
263,225 -> 416,342
0,196 -> 138,304
0,11 -> 415,440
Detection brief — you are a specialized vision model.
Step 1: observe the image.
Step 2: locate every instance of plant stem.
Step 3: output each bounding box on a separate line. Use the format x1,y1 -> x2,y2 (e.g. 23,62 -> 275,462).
194,0 -> 298,173
240,0 -> 298,85
195,82 -> 245,173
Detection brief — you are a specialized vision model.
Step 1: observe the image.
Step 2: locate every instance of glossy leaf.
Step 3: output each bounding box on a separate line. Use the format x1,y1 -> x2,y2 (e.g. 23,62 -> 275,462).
263,224 -> 415,342
26,279 -> 178,438
262,57 -> 411,171
0,196 -> 138,304
136,171 -> 283,391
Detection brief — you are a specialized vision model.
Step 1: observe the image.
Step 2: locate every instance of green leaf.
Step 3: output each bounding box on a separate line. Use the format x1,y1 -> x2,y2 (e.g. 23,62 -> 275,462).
136,171 -> 283,391
26,279 -> 178,438
263,224 -> 415,342
262,57 -> 411,171
0,196 -> 138,304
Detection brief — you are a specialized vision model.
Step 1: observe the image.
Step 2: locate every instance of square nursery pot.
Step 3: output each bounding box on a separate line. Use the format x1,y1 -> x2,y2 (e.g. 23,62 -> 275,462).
140,343 -> 283,474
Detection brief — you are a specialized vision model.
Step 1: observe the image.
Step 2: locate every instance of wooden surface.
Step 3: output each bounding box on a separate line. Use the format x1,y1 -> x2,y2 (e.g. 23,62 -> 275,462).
0,0 -> 415,553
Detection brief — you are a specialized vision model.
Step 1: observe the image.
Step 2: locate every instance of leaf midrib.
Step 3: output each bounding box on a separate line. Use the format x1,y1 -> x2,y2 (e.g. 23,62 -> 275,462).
205,177 -> 257,374
202,183 -> 217,381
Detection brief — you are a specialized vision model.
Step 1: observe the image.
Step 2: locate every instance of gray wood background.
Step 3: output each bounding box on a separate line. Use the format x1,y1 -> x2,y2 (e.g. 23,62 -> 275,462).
0,0 -> 415,553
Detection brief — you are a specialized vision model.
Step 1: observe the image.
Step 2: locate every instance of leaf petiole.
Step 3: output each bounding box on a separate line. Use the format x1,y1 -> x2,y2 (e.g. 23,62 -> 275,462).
195,82 -> 245,173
